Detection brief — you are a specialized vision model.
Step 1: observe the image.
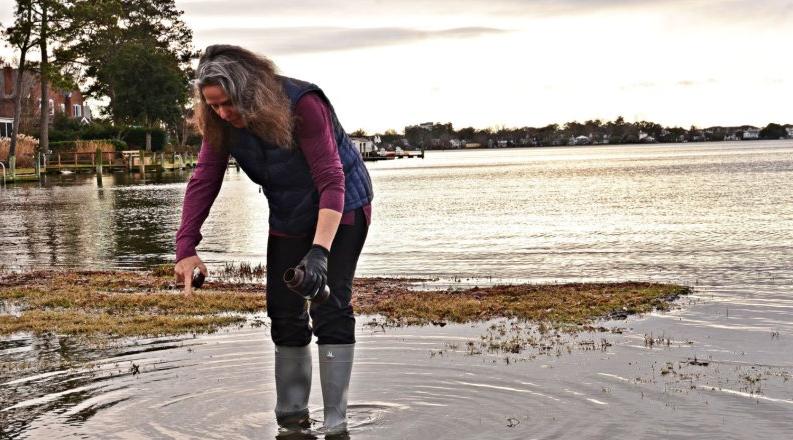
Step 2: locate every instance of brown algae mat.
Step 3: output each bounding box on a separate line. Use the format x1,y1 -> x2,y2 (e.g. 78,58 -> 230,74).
0,269 -> 690,337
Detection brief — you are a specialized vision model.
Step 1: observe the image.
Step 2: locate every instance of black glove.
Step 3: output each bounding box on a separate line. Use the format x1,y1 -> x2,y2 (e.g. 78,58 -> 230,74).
296,244 -> 329,300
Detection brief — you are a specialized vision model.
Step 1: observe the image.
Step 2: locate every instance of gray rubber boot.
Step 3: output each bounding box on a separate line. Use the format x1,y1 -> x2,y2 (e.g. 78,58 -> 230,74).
274,344 -> 312,427
318,343 -> 355,433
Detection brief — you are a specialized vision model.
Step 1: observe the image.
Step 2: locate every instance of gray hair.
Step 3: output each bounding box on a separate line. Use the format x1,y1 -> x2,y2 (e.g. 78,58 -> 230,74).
193,45 -> 294,149
196,56 -> 250,114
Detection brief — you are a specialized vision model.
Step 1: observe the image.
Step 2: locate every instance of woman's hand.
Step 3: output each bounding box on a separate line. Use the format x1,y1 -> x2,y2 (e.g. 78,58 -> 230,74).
175,255 -> 207,296
296,245 -> 329,300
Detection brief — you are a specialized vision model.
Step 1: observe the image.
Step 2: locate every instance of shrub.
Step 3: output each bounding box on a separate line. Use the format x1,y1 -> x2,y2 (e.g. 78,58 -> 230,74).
121,127 -> 167,151
80,123 -> 118,140
0,134 -> 40,168
49,129 -> 80,143
108,139 -> 128,151
49,139 -> 120,153
49,140 -> 78,152
73,140 -> 115,153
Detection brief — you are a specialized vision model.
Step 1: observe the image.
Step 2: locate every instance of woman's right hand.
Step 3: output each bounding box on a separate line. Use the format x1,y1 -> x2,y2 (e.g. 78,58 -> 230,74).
175,255 -> 207,296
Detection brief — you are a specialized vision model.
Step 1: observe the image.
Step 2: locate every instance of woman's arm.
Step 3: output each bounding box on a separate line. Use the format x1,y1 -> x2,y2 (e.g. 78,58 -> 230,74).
174,140 -> 229,294
294,92 -> 346,251
313,208 -> 343,250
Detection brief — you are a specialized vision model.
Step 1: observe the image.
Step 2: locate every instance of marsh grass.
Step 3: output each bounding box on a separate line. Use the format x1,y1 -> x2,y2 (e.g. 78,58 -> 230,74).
152,262 -> 266,282
0,270 -> 690,337
0,310 -> 244,337
0,270 -> 264,337
355,281 -> 690,326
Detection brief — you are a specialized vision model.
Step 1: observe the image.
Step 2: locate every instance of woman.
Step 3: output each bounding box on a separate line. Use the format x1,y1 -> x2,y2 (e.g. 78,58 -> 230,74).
174,45 -> 373,434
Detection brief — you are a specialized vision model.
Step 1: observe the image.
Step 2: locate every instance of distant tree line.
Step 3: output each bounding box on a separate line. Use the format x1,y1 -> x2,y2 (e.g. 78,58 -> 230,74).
353,118 -> 792,150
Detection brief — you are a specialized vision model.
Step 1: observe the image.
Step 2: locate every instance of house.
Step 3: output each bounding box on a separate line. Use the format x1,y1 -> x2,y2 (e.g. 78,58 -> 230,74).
350,137 -> 376,155
573,135 -> 591,145
592,133 -> 610,144
725,132 -> 741,141
742,127 -> 760,140
417,122 -> 433,130
638,131 -> 657,143
786,127 -> 793,139
0,65 -> 91,137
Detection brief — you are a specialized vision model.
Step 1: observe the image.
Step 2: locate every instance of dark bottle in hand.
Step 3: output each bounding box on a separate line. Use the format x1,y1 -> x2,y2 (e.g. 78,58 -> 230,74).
283,266 -> 330,303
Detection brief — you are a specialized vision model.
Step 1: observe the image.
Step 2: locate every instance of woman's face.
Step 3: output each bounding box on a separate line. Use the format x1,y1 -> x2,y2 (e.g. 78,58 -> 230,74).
202,85 -> 245,128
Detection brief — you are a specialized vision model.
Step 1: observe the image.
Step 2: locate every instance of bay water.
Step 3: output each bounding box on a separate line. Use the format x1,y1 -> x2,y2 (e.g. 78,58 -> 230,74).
1,141 -> 792,438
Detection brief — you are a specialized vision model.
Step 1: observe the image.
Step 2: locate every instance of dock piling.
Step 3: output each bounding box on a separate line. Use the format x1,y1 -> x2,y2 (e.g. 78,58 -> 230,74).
95,147 -> 103,174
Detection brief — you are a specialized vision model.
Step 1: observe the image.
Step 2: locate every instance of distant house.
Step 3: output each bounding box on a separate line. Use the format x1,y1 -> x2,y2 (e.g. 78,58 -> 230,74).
448,139 -> 462,148
638,131 -> 657,143
593,133 -> 610,144
786,127 -> 793,139
725,132 -> 741,141
350,137 -> 376,155
742,127 -> 760,140
0,65 -> 90,137
418,122 -> 433,130
572,135 -> 591,145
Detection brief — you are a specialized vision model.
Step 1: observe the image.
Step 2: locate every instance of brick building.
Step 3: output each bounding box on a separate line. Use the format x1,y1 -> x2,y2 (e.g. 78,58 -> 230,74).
0,65 -> 91,138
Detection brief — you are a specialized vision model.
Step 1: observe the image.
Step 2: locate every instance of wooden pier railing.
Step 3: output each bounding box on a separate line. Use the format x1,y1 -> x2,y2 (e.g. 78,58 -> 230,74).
2,149 -> 202,183
39,149 -> 199,175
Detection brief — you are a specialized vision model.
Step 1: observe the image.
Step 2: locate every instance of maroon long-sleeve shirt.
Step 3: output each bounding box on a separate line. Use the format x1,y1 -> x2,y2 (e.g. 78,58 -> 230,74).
175,92 -> 371,262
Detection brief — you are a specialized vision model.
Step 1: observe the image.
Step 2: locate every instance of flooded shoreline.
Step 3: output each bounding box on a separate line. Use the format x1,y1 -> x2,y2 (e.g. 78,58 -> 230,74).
2,296 -> 791,439
1,270 -> 791,439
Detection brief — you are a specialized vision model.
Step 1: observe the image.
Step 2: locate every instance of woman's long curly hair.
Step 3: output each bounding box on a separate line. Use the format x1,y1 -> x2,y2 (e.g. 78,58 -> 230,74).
194,45 -> 294,149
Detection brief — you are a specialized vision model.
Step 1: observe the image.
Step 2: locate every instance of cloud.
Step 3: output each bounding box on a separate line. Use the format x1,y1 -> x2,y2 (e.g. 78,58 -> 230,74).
181,0 -> 664,16
180,0 -> 784,18
617,82 -> 656,91
620,78 -> 720,90
196,26 -> 508,54
676,78 -> 718,87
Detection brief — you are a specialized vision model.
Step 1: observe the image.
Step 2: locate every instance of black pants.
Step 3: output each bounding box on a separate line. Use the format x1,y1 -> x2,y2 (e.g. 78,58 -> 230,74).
266,208 -> 368,346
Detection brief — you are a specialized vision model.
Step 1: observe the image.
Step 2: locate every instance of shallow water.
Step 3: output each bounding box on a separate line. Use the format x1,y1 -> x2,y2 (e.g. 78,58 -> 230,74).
2,141 -> 793,438
2,310 -> 791,439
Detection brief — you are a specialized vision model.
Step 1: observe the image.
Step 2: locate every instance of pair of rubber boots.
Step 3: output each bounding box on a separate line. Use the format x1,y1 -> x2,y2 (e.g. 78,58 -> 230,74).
274,343 -> 353,435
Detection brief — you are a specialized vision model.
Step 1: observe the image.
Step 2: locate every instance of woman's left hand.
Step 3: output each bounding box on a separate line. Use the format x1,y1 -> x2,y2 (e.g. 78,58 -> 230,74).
296,244 -> 329,299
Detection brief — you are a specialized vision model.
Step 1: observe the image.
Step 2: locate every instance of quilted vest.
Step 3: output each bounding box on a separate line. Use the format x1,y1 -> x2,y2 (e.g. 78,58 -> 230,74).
227,76 -> 374,235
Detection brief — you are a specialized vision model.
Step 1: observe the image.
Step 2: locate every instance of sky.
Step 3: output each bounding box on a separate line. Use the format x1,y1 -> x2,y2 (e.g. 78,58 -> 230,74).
2,0 -> 793,133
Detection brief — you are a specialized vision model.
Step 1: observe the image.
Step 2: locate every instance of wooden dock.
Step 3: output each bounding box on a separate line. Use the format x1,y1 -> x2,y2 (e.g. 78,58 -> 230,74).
44,150 -> 200,174
1,146 -> 396,184
1,149 -> 200,183
362,149 -> 424,161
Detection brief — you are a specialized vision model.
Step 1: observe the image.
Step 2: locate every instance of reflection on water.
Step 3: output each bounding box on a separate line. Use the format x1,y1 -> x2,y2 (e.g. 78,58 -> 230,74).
0,172 -> 193,269
1,141 -> 791,288
2,141 -> 793,438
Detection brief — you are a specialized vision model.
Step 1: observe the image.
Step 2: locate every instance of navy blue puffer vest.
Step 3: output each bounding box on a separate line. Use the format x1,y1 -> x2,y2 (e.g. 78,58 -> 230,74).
227,76 -> 374,235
